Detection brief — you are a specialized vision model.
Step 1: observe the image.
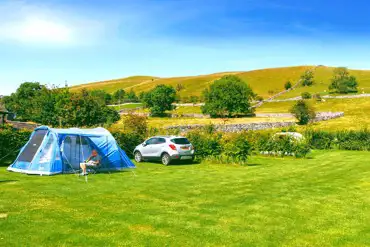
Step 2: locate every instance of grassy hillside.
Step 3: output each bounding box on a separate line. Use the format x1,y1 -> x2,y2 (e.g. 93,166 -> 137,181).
71,66 -> 370,99
2,150 -> 370,246
71,76 -> 158,93
257,97 -> 370,130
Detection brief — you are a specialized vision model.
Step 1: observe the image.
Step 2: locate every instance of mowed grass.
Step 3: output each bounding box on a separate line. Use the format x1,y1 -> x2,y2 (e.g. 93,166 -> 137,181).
70,66 -> 370,99
1,150 -> 370,246
257,97 -> 370,130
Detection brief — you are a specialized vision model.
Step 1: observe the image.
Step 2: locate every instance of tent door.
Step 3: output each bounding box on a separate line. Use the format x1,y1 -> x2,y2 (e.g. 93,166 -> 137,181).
62,135 -> 93,170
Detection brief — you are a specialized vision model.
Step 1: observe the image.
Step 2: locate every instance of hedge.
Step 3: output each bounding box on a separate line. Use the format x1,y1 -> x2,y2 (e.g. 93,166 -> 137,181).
0,126 -> 32,164
305,129 -> 370,151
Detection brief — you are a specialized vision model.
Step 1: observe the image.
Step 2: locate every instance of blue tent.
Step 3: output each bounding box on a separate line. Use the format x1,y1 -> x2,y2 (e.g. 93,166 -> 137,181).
7,126 -> 135,175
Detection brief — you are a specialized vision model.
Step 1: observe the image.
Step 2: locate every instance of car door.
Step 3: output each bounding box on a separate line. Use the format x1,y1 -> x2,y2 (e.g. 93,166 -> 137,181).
151,138 -> 166,157
141,138 -> 156,157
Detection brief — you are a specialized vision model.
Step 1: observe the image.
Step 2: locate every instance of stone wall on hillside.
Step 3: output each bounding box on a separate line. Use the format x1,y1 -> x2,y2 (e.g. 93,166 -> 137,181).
166,112 -> 344,133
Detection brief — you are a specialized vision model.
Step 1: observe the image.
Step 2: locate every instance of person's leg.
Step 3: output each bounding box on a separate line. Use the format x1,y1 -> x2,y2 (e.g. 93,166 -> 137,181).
80,163 -> 87,174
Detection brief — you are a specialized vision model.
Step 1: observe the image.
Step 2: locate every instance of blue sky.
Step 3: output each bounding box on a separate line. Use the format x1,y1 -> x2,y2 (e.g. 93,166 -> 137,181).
1,0 -> 370,95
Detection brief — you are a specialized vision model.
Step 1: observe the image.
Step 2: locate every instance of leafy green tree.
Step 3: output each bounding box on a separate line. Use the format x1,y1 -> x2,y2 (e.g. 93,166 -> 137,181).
113,89 -> 126,104
5,83 -> 119,127
143,85 -> 177,116
284,81 -> 292,90
201,75 -> 256,117
126,89 -> 139,102
300,70 -> 314,86
4,82 -> 45,121
190,95 -> 199,104
290,100 -> 316,125
329,67 -> 358,93
90,90 -> 112,105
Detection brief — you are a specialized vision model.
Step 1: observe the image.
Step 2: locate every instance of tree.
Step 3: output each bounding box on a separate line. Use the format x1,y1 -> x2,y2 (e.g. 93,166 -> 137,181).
176,83 -> 185,92
90,90 -> 112,105
290,100 -> 316,125
284,81 -> 292,90
300,70 -> 314,86
113,89 -> 125,104
301,92 -> 312,99
4,82 -> 45,121
126,89 -> 139,102
189,95 -> 199,104
4,83 -> 119,127
142,85 -> 177,116
329,67 -> 358,93
201,75 -> 256,118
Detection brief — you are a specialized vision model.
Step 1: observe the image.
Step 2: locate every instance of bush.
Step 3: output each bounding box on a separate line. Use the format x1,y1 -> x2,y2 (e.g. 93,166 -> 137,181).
257,133 -> 311,158
186,130 -> 222,159
301,92 -> 312,99
290,100 -> 316,125
284,81 -> 292,90
111,131 -> 145,158
122,113 -> 148,136
0,127 -> 32,165
304,130 -> 335,150
304,129 -> 370,151
221,133 -> 252,163
300,70 -> 314,86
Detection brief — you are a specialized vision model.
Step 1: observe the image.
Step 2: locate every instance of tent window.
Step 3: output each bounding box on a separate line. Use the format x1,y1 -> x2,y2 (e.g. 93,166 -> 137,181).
39,135 -> 54,164
17,130 -> 47,162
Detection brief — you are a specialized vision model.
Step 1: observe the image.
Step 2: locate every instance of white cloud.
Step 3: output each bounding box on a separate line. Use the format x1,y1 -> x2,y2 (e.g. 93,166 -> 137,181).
0,1 -> 109,46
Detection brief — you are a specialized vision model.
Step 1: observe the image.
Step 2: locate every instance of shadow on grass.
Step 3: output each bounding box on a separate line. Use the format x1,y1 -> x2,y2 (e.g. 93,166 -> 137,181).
246,163 -> 262,167
0,179 -> 19,183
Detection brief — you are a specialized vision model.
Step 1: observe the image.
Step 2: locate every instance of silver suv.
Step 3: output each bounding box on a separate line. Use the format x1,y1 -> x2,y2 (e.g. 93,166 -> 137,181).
133,136 -> 195,165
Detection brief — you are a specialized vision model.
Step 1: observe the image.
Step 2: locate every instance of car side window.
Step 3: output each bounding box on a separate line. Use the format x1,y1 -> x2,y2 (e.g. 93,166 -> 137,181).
157,138 -> 166,144
146,138 -> 156,145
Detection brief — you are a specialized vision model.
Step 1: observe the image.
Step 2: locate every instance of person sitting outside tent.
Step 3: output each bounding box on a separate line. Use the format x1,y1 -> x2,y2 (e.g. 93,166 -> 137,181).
80,150 -> 101,176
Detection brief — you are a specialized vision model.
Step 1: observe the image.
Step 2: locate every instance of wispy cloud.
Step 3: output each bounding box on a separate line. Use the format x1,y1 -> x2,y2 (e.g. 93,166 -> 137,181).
0,0 -> 111,46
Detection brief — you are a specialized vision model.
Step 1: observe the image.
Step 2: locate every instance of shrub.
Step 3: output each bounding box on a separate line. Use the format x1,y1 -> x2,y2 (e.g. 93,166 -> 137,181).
290,100 -> 316,125
186,130 -> 222,159
304,130 -> 335,150
301,92 -> 312,99
111,131 -> 145,158
122,113 -> 148,136
284,81 -> 292,90
258,133 -> 311,158
300,70 -> 314,86
221,133 -> 252,164
0,127 -> 32,165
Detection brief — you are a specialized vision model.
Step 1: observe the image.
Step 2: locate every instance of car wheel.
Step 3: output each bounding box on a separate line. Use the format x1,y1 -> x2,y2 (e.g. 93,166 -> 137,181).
134,151 -> 143,163
161,153 -> 171,166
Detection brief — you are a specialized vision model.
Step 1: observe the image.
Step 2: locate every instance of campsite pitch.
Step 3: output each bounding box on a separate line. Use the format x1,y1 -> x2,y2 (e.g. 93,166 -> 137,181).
1,150 -> 370,246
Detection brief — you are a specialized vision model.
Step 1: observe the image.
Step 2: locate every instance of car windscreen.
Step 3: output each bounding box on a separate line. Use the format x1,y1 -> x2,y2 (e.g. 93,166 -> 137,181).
171,138 -> 190,145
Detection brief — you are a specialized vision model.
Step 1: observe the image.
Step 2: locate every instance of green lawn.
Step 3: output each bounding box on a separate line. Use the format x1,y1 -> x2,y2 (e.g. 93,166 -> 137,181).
1,150 -> 370,246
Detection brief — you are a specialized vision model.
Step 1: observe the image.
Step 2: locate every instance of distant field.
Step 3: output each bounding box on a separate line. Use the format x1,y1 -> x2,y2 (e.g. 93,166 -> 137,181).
109,97 -> 370,130
70,66 -> 370,100
257,97 -> 370,130
109,103 -> 144,111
